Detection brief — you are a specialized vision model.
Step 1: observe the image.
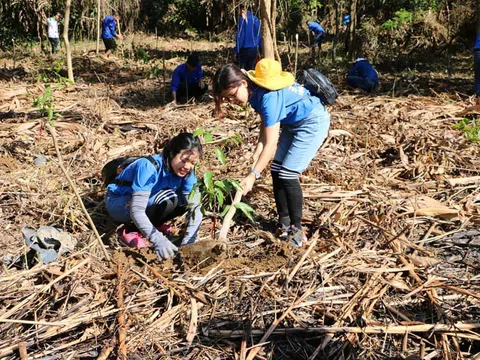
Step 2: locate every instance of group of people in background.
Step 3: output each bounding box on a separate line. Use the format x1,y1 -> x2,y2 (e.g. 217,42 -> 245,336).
43,7 -> 479,261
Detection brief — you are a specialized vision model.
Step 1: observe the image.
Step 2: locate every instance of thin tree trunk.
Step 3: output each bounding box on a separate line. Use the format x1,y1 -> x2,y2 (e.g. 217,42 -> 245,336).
260,0 -> 274,59
96,0 -> 101,54
333,1 -> 339,61
63,0 -> 74,83
348,0 -> 357,60
271,0 -> 281,63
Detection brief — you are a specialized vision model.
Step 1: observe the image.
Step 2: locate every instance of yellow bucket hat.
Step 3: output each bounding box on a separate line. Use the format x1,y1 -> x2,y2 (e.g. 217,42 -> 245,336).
246,58 -> 295,91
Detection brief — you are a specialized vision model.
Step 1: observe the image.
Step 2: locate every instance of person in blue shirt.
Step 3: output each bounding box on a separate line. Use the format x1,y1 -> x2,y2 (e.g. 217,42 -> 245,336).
234,5 -> 262,71
101,12 -> 124,58
474,33 -> 480,105
213,59 -> 330,247
105,133 -> 203,260
346,56 -> 379,93
171,54 -> 207,104
306,20 -> 325,54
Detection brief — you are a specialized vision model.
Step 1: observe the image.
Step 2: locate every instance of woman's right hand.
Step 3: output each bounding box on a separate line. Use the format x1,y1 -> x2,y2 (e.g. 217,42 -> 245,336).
150,232 -> 178,260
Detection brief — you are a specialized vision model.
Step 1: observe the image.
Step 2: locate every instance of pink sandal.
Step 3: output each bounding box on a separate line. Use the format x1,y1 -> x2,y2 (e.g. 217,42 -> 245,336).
119,228 -> 150,248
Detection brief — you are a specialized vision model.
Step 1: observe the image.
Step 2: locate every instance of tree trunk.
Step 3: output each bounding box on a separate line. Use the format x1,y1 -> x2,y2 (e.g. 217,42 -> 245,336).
63,0 -> 74,83
477,0 -> 480,35
332,2 -> 338,61
260,0 -> 274,59
271,0 -> 281,62
348,0 -> 357,60
96,0 -> 101,54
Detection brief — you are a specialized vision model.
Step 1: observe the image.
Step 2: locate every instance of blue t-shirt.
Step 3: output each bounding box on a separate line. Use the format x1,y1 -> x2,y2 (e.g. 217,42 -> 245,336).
101,16 -> 117,39
170,63 -> 204,92
107,154 -> 197,196
348,58 -> 379,83
235,12 -> 262,54
308,22 -> 325,36
248,83 -> 321,128
475,34 -> 480,50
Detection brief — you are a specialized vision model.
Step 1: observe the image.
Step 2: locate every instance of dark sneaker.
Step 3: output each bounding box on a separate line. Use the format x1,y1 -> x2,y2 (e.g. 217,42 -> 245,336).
276,224 -> 290,240
287,226 -> 305,247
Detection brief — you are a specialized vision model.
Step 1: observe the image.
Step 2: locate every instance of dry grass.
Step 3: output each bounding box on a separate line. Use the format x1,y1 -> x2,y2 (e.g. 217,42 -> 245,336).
0,38 -> 479,359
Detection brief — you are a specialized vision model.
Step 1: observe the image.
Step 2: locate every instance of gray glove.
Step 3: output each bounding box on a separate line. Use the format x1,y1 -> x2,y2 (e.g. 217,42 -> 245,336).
150,232 -> 178,260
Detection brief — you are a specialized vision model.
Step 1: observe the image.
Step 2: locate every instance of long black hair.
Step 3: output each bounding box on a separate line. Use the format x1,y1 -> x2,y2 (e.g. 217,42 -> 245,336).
162,132 -> 203,173
213,63 -> 254,117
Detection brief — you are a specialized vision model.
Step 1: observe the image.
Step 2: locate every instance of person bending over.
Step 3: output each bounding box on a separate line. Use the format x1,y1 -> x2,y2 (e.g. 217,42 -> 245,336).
213,59 -> 330,247
171,54 -> 208,104
346,56 -> 379,93
101,12 -> 124,58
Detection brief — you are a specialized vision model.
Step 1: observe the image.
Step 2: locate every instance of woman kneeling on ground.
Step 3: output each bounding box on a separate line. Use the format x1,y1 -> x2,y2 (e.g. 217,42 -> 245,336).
213,59 -> 330,247
105,133 -> 203,260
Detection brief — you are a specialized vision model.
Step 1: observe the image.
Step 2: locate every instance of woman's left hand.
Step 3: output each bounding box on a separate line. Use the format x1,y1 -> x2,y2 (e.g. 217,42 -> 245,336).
240,172 -> 256,195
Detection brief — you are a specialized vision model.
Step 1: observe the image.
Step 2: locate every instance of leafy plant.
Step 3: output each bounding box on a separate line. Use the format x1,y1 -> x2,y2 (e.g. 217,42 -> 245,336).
33,85 -> 62,126
191,171 -> 255,223
454,118 -> 479,143
381,9 -> 413,30
148,64 -> 162,79
37,59 -> 71,85
135,48 -> 150,64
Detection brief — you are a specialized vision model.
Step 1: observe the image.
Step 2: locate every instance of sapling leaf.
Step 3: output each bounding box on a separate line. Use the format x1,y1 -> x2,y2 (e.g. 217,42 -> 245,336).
219,205 -> 231,217
235,202 -> 255,223
229,179 -> 243,192
214,187 -> 225,208
204,132 -> 214,143
203,171 -> 214,192
214,148 -> 226,165
214,180 -> 228,193
193,128 -> 205,137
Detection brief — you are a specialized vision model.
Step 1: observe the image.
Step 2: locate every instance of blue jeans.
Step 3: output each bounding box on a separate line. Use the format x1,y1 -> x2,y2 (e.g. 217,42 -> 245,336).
273,104 -> 330,173
237,47 -> 258,71
347,76 -> 378,93
474,50 -> 480,97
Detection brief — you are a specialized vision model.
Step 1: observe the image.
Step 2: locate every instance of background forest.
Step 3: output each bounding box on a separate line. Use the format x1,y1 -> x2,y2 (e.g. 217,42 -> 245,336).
0,0 -> 478,68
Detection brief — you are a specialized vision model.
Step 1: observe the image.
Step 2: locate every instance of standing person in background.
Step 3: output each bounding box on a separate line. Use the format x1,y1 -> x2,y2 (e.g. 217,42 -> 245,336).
101,12 -> 124,58
306,20 -> 325,58
171,54 -> 208,104
234,4 -> 262,71
346,56 -> 379,93
474,31 -> 480,106
47,12 -> 62,54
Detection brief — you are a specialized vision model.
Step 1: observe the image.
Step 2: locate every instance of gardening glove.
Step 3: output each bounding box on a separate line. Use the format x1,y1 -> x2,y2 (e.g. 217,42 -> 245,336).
150,232 -> 178,260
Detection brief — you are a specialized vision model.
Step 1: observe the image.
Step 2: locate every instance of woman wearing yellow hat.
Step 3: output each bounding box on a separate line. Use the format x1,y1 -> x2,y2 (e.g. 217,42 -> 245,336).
213,58 -> 330,246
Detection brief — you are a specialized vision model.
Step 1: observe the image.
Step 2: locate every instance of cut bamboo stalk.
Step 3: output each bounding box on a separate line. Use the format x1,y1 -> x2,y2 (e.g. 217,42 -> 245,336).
218,190 -> 243,241
97,345 -> 114,360
117,260 -> 127,360
207,323 -> 480,337
186,298 -> 198,345
245,288 -> 315,360
18,342 -> 27,360
46,124 -> 110,260
286,231 -> 319,283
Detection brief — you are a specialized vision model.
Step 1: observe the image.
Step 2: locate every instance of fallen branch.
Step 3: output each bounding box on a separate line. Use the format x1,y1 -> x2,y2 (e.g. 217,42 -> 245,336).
117,260 -> 127,360
207,323 -> 480,338
46,124 -> 110,260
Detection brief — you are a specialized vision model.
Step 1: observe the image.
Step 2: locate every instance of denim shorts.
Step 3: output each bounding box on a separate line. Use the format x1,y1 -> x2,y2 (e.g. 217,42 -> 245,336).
273,103 -> 330,173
